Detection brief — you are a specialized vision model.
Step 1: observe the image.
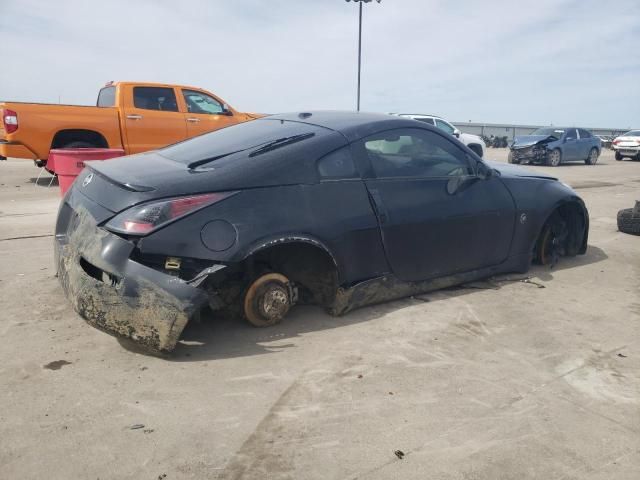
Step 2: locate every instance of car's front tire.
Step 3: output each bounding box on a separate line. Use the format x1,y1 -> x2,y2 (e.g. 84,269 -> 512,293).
507,151 -> 519,164
615,151 -> 623,161
243,273 -> 293,327
546,148 -> 562,167
585,147 -> 599,165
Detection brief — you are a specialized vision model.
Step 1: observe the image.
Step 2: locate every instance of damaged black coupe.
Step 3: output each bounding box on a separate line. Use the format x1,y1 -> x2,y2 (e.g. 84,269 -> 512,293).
55,112 -> 589,352
509,127 -> 601,166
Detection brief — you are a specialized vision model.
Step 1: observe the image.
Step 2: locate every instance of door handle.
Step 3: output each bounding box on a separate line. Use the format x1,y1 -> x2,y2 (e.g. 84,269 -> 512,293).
126,114 -> 143,120
186,117 -> 201,123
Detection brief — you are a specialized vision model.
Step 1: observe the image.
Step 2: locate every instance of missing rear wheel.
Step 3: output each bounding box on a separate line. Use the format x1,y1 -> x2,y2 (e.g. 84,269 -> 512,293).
243,273 -> 293,327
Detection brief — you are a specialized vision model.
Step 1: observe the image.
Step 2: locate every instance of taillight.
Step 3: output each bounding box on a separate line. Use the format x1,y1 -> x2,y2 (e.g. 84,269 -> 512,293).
2,109 -> 18,134
105,191 -> 237,236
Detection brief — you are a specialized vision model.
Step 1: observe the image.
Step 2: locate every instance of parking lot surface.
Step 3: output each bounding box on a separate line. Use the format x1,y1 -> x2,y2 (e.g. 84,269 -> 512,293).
1,150 -> 639,479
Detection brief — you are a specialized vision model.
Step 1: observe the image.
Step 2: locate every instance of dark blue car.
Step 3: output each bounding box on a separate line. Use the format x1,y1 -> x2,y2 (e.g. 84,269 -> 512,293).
509,127 -> 601,166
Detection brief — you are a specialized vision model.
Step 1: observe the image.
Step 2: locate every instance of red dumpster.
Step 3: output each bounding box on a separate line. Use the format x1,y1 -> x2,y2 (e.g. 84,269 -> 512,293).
49,148 -> 125,196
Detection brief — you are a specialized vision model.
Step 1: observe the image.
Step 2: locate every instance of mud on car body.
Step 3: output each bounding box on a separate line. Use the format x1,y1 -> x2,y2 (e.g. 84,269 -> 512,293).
509,127 -> 601,166
55,111 -> 589,353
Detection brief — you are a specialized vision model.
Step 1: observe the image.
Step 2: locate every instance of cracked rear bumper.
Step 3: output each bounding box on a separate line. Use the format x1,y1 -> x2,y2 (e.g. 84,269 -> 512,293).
55,188 -> 208,352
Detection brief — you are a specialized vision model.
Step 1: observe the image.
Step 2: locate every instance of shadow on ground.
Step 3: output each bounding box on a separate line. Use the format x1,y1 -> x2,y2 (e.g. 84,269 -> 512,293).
118,245 -> 608,362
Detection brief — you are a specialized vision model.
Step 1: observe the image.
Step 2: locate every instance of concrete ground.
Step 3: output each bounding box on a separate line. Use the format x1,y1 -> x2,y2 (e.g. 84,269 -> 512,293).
0,149 -> 638,480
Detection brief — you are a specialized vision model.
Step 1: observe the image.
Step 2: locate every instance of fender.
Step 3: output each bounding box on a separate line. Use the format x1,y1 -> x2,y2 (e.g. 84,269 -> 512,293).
241,232 -> 341,277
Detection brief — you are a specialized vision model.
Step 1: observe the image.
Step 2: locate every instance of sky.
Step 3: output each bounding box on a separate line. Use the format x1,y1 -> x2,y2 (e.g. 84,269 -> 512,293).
0,0 -> 638,128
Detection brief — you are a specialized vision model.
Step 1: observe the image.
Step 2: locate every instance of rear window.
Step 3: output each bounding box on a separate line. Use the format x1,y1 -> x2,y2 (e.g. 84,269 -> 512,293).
133,87 -> 178,112
97,86 -> 115,107
578,129 -> 592,138
161,118 -> 327,166
159,118 -> 348,187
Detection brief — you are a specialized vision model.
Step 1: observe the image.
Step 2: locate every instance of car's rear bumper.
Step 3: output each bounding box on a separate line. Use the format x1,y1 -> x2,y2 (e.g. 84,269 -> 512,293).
0,140 -> 39,160
55,188 -> 208,352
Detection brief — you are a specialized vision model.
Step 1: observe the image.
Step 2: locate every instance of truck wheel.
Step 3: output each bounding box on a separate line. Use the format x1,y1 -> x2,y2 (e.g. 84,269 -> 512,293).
507,151 -> 519,164
243,273 -> 293,327
63,141 -> 95,149
585,147 -> 599,165
546,149 -> 561,167
615,151 -> 623,161
617,206 -> 640,236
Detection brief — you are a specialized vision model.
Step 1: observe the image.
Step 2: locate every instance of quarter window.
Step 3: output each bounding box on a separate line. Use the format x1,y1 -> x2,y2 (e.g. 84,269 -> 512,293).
133,87 -> 179,112
363,129 -> 473,179
416,117 -> 435,126
317,146 -> 357,179
97,86 -> 115,107
183,90 -> 224,115
578,129 -> 591,139
435,119 -> 455,135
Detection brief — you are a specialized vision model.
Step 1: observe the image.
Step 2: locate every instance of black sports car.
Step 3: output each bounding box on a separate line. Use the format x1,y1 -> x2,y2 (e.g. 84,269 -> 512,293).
55,111 -> 589,352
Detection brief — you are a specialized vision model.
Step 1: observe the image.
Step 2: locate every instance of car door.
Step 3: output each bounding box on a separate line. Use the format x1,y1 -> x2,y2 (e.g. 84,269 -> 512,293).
357,127 -> 516,283
577,129 -> 593,158
123,86 -> 187,154
562,128 -> 579,160
180,89 -> 237,138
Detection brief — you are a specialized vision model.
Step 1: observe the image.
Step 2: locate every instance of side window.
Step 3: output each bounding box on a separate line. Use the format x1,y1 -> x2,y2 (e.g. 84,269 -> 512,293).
183,90 -> 224,114
317,146 -> 357,179
363,128 -> 473,179
578,129 -> 591,139
133,87 -> 179,112
97,86 -> 115,107
416,117 -> 435,126
435,119 -> 455,135
565,128 -> 577,140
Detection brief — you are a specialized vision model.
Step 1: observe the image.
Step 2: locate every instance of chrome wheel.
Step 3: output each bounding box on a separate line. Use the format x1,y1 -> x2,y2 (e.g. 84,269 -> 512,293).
548,149 -> 561,167
586,148 -> 599,165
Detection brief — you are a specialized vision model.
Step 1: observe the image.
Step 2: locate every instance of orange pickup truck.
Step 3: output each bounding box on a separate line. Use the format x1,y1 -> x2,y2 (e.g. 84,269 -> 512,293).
0,81 -> 260,167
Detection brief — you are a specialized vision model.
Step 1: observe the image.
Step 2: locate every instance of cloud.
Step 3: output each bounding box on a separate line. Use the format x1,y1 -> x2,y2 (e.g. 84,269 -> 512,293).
0,0 -> 638,127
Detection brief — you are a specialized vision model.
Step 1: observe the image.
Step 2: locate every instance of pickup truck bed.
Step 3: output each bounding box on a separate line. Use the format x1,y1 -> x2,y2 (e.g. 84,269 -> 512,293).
1,102 -> 121,161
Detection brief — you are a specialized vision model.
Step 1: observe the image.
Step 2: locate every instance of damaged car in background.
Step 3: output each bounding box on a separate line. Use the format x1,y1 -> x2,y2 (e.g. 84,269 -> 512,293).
55,112 -> 589,353
508,127 -> 601,166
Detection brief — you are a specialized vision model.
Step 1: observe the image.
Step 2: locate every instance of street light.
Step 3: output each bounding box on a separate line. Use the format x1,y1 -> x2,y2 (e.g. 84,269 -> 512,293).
345,0 -> 381,111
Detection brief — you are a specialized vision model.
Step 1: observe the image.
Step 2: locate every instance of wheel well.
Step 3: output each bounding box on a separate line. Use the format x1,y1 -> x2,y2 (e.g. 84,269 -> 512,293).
51,129 -> 108,149
467,143 -> 483,157
244,242 -> 339,307
537,202 -> 587,257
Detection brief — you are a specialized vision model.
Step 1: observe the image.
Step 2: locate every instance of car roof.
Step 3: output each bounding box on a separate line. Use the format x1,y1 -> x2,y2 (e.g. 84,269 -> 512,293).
263,111 -> 426,142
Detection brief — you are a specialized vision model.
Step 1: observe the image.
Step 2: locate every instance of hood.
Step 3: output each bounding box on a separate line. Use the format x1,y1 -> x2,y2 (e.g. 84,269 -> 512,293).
511,135 -> 558,148
486,160 -> 557,181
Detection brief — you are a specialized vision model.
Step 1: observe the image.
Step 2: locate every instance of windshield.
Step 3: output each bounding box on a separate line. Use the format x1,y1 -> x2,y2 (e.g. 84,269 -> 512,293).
159,118 -> 324,166
622,130 -> 640,137
531,128 -> 565,139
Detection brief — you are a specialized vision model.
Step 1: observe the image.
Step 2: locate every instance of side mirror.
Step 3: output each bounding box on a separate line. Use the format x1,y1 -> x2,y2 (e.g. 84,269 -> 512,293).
453,129 -> 461,138
476,161 -> 494,180
222,103 -> 233,116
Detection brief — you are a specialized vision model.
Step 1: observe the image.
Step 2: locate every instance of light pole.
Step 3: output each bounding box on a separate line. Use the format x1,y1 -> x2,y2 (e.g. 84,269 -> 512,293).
345,0 -> 381,111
